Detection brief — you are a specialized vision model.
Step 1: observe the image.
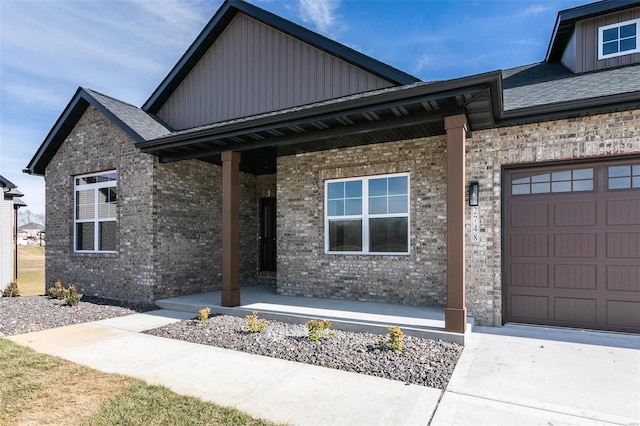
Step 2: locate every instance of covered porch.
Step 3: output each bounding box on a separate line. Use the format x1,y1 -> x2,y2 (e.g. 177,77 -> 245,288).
156,286 -> 473,345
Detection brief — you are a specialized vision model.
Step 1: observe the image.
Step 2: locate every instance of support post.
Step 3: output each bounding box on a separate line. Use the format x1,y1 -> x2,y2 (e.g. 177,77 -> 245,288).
221,151 -> 241,307
444,114 -> 468,333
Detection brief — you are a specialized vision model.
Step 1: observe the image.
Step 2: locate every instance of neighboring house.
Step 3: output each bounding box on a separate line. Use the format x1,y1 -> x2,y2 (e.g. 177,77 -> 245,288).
1,175 -> 26,291
25,0 -> 640,333
17,222 -> 45,246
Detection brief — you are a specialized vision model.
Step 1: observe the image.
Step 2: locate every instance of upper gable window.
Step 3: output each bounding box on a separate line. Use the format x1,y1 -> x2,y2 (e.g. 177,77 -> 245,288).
598,18 -> 639,60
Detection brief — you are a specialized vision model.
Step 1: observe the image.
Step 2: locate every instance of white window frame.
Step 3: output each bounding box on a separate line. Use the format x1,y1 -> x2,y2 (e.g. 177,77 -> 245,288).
74,170 -> 117,253
324,173 -> 410,255
598,18 -> 640,60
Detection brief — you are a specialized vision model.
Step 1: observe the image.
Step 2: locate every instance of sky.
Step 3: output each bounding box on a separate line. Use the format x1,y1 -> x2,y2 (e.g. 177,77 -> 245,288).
0,0 -> 587,216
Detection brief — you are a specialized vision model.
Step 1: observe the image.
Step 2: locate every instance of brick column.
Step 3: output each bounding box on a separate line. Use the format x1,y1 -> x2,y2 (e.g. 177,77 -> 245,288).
444,114 -> 468,333
222,151 -> 241,307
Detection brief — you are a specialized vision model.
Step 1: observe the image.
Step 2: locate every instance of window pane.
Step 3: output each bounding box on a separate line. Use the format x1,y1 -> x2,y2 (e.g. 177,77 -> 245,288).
345,181 -> 362,198
369,217 -> 408,253
552,181 -> 571,192
369,197 -> 387,214
633,176 -> 640,188
603,27 -> 618,42
620,37 -> 636,52
573,168 -> 593,179
344,198 -> 362,215
512,177 -> 530,185
388,195 -> 408,214
620,23 -> 636,38
327,200 -> 344,216
609,177 -> 631,189
369,178 -> 387,196
609,165 -> 630,177
99,222 -> 116,251
573,180 -> 593,191
388,176 -> 408,195
98,188 -> 117,219
76,223 -> 94,251
76,189 -> 95,220
327,182 -> 344,200
329,220 -> 362,251
552,171 -> 571,181
512,184 -> 530,195
531,182 -> 550,193
603,41 -> 619,55
531,173 -> 550,183
632,165 -> 640,175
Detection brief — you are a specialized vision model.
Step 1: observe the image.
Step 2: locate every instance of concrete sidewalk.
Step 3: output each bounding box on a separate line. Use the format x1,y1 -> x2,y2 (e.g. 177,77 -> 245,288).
7,309 -> 640,425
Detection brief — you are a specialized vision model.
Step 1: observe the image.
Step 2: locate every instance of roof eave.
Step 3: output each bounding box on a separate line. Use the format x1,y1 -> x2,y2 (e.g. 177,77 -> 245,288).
24,88 -> 147,176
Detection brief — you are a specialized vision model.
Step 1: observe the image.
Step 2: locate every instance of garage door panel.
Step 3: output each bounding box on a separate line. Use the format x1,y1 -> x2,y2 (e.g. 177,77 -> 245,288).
554,298 -> 596,324
554,201 -> 596,226
606,232 -> 640,258
510,295 -> 548,320
554,233 -> 596,257
511,203 -> 548,227
606,199 -> 640,225
510,234 -> 548,257
607,265 -> 640,291
554,264 -> 596,290
607,300 -> 640,328
510,263 -> 548,288
506,160 -> 640,333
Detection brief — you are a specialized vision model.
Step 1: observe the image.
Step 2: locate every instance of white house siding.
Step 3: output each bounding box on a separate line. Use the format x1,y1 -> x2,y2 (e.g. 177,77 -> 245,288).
0,193 -> 15,291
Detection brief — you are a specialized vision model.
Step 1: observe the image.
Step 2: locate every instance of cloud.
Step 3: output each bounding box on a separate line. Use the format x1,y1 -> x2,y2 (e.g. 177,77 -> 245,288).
517,5 -> 553,17
297,0 -> 344,36
509,38 -> 542,46
413,54 -> 431,74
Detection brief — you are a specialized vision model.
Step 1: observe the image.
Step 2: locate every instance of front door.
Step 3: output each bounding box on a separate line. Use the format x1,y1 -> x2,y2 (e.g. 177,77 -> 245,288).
259,197 -> 276,271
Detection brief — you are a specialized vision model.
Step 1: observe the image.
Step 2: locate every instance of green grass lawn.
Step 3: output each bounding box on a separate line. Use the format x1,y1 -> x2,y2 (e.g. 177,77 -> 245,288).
17,245 -> 45,296
0,338 -> 281,426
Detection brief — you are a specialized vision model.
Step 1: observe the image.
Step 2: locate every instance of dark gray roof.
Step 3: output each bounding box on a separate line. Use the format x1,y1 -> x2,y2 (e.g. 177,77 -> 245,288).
503,62 -> 640,112
25,87 -> 172,176
84,89 -> 172,141
0,175 -> 16,189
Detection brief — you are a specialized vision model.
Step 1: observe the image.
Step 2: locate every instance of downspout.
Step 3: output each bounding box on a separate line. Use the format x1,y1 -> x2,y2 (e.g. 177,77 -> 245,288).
13,206 -> 18,282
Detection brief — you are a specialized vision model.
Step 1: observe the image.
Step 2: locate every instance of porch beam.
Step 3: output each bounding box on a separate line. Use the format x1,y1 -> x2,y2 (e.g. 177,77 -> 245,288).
445,114 -> 468,333
221,151 -> 241,307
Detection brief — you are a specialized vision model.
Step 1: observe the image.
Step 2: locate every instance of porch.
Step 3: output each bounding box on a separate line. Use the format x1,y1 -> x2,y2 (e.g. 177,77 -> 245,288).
156,286 -> 473,345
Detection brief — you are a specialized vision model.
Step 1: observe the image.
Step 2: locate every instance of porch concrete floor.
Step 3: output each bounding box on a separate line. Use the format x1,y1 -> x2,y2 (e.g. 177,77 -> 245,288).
155,286 -> 472,345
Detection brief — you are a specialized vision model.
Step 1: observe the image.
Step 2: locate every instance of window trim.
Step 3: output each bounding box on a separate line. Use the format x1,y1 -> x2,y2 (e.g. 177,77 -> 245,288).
324,173 -> 410,256
74,170 -> 118,253
598,18 -> 640,60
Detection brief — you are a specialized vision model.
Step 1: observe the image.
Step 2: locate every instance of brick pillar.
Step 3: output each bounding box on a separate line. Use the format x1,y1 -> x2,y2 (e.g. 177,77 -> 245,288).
445,114 -> 468,333
222,151 -> 241,307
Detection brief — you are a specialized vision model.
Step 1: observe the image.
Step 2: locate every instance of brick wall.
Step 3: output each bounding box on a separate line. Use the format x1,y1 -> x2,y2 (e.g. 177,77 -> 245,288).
276,110 -> 640,326
45,106 -> 259,302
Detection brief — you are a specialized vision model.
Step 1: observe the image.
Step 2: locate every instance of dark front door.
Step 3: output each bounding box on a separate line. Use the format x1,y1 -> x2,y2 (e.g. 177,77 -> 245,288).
259,197 -> 276,271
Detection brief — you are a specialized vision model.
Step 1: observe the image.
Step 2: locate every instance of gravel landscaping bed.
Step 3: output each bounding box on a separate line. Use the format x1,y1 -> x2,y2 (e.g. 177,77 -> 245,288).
0,295 -> 155,336
146,314 -> 463,389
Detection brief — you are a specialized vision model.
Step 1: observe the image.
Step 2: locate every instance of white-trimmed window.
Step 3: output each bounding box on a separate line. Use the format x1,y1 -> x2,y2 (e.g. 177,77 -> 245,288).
325,173 -> 409,255
598,18 -> 639,60
74,171 -> 117,253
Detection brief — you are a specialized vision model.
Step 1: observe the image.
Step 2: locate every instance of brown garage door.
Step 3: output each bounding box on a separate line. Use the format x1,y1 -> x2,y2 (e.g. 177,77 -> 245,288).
505,159 -> 640,333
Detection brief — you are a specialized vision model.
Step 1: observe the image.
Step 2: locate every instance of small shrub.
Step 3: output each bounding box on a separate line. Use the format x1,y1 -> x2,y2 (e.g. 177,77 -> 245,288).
2,281 -> 19,297
305,319 -> 334,342
47,280 -> 67,300
64,284 -> 83,306
387,326 -> 404,351
246,311 -> 267,333
198,307 -> 211,322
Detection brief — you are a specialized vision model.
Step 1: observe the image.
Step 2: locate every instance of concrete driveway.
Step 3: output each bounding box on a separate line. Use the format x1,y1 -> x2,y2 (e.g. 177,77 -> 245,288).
433,325 -> 640,425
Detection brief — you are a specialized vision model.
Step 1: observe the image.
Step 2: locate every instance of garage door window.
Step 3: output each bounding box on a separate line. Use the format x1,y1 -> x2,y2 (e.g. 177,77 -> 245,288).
608,164 -> 640,189
512,168 -> 593,195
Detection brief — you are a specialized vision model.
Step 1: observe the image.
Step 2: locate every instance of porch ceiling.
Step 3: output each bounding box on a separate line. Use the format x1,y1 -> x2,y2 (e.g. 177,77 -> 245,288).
137,73 -> 501,175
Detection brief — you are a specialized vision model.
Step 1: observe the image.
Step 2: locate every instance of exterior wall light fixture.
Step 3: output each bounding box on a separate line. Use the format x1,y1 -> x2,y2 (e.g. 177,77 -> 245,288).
469,181 -> 479,206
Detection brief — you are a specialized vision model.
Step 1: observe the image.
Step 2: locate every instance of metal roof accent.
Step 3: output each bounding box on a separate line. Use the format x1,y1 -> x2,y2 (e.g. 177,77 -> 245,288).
142,0 -> 419,114
545,0 -> 640,62
24,88 -> 171,176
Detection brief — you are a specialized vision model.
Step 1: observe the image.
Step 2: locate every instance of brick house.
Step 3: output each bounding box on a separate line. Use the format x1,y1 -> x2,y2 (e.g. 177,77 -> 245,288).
25,0 -> 640,333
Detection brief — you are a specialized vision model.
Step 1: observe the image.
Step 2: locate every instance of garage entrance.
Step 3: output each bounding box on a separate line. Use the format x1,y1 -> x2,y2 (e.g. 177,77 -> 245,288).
504,159 -> 640,333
